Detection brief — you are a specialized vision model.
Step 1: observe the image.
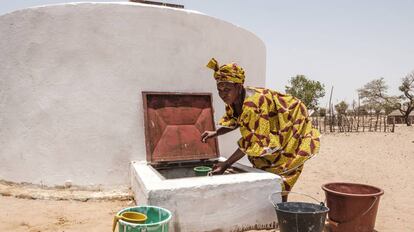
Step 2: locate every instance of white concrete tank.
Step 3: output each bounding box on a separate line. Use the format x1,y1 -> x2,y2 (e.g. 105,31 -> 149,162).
0,2 -> 266,188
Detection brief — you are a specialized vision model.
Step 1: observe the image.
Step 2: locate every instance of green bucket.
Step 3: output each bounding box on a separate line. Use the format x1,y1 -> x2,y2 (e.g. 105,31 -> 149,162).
116,206 -> 172,232
193,166 -> 212,176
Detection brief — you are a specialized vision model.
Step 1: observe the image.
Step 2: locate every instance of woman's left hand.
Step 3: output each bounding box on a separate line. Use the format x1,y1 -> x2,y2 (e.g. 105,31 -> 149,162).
201,131 -> 217,143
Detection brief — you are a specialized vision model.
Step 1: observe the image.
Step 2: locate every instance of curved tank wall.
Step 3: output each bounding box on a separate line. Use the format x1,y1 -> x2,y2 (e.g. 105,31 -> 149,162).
0,2 -> 266,188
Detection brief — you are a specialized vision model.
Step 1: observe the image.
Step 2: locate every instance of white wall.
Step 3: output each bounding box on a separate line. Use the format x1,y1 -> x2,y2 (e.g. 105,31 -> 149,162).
0,2 -> 266,188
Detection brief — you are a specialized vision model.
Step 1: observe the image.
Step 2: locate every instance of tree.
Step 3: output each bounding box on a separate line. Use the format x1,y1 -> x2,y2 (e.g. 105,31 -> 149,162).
346,109 -> 355,115
358,75 -> 414,126
396,71 -> 414,126
335,101 -> 349,115
356,105 -> 369,115
318,108 -> 327,117
285,75 -> 325,111
351,99 -> 357,116
358,78 -> 389,116
383,100 -> 399,115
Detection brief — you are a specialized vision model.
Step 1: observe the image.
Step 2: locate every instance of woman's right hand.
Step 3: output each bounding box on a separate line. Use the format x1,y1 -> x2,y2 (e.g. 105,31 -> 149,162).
201,131 -> 217,143
211,161 -> 228,175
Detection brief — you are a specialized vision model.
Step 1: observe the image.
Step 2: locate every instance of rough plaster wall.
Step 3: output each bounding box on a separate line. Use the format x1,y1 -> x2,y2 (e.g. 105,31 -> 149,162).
149,182 -> 277,232
0,3 -> 266,187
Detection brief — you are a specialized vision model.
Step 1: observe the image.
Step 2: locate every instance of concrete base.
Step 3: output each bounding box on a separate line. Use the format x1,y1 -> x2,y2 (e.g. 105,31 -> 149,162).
130,159 -> 282,232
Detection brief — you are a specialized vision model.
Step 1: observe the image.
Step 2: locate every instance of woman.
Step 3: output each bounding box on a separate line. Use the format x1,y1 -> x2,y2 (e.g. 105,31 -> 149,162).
201,58 -> 320,201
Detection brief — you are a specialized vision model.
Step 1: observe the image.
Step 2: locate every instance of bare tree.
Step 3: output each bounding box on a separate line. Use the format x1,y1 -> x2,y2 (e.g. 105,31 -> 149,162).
358,74 -> 414,126
358,78 -> 388,118
358,78 -> 389,101
397,71 -> 414,126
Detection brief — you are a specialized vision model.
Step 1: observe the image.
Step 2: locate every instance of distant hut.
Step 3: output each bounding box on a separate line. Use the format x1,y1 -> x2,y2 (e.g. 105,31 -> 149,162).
387,110 -> 414,124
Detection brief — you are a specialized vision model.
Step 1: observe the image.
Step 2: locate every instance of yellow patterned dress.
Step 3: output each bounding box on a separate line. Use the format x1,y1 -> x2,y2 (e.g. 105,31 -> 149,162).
219,87 -> 320,191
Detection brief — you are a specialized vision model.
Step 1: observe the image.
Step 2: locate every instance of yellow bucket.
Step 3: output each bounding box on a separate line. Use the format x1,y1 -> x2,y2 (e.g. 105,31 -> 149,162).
112,211 -> 147,232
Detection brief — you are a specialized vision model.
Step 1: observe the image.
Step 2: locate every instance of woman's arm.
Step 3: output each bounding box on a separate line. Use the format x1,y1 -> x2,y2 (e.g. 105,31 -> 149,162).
201,126 -> 239,143
217,126 -> 239,135
211,148 -> 245,175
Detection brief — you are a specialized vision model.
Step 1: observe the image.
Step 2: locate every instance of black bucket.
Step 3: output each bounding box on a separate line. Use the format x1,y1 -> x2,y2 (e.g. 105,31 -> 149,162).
269,192 -> 329,232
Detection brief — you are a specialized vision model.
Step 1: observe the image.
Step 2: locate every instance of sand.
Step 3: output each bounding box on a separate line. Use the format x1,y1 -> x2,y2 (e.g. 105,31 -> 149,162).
293,125 -> 413,232
0,197 -> 133,232
0,125 -> 413,232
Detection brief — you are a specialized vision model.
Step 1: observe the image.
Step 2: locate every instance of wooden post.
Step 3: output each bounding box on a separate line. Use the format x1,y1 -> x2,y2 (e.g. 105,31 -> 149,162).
333,104 -> 336,132
369,119 -> 372,132
330,116 -> 333,132
392,117 -> 395,132
330,115 -> 334,133
338,116 -> 341,132
346,116 -> 349,132
350,117 -> 353,132
357,116 -> 359,132
363,116 -> 365,132
357,94 -> 360,132
379,116 -> 382,132
356,116 -> 359,132
328,87 -> 334,133
318,117 -> 322,131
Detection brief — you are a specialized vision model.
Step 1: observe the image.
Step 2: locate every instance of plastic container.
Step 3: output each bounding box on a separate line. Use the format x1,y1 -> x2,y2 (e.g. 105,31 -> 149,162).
114,206 -> 172,232
269,191 -> 329,232
322,182 -> 384,232
193,166 -> 212,176
113,212 -> 147,232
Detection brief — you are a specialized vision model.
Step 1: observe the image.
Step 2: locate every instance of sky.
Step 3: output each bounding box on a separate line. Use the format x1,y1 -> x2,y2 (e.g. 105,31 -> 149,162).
1,0 -> 414,107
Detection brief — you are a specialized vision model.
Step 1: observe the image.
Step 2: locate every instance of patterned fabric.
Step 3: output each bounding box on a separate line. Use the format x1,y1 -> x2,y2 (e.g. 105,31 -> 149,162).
206,58 -> 245,84
219,87 -> 320,191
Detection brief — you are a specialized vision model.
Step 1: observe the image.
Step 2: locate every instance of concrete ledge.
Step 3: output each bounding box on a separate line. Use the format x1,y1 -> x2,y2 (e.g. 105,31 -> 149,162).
131,160 -> 282,232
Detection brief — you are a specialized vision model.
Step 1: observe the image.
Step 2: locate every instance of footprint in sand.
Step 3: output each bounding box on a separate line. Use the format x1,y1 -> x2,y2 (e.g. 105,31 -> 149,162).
55,216 -> 69,226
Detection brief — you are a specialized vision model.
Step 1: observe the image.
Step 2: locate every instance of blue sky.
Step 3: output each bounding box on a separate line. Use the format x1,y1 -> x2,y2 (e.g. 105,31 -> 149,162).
2,0 -> 413,107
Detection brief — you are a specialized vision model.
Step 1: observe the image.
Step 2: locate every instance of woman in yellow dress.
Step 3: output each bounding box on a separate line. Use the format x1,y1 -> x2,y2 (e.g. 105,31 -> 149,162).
201,58 -> 320,201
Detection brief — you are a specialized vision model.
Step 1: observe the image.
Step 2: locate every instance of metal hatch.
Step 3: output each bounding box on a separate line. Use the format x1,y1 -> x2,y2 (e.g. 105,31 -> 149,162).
142,92 -> 220,164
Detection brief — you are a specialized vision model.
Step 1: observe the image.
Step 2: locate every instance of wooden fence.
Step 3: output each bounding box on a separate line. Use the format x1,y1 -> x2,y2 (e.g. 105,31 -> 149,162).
311,115 -> 396,133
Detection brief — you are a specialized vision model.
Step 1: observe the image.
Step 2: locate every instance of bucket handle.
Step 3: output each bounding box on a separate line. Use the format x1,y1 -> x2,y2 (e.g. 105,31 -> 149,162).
112,215 -> 122,232
327,196 -> 379,227
269,191 -> 325,208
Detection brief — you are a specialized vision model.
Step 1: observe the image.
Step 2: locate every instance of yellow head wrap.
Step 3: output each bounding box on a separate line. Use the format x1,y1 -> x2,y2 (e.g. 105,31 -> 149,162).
206,58 -> 245,84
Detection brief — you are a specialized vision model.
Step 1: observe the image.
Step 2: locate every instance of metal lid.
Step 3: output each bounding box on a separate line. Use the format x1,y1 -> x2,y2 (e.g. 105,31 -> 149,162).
142,92 -> 219,163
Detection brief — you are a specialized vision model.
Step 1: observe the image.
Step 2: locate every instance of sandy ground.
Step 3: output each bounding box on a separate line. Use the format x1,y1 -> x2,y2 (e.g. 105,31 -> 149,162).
293,125 -> 414,232
0,125 -> 413,232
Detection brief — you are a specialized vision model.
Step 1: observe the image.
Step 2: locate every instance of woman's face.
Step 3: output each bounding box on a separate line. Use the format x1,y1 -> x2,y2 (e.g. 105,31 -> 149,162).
217,82 -> 241,105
